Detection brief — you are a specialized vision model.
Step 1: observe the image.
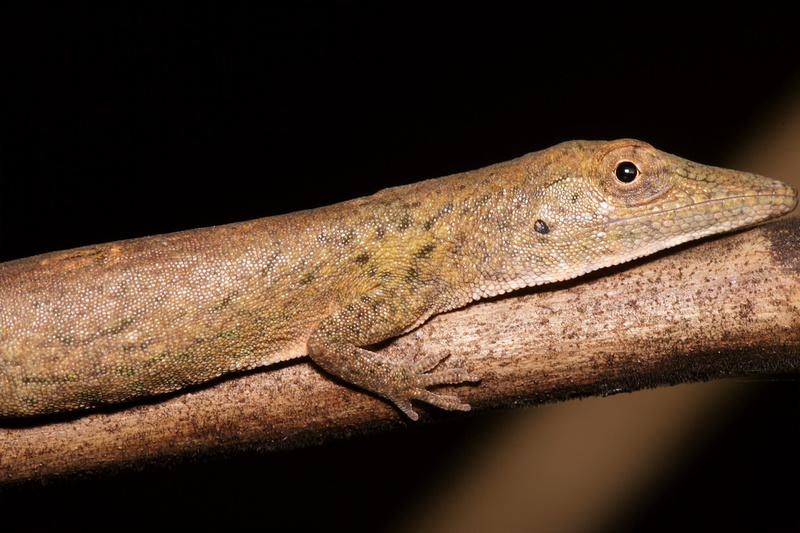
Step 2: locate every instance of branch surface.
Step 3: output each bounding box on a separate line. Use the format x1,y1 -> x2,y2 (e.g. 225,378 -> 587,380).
2,218 -> 798,483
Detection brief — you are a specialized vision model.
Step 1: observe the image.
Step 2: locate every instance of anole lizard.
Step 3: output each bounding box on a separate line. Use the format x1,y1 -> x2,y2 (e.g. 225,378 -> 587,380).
0,139 -> 796,420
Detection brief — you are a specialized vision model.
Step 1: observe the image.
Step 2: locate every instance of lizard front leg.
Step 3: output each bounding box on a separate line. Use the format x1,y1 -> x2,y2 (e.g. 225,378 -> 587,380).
306,291 -> 479,420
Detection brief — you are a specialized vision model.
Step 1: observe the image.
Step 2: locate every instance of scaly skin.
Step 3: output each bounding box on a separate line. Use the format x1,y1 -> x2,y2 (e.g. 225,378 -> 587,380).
0,139 -> 796,419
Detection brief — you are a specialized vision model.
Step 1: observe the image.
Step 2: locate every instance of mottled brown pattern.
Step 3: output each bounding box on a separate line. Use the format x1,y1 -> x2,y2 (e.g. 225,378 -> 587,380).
0,139 -> 796,419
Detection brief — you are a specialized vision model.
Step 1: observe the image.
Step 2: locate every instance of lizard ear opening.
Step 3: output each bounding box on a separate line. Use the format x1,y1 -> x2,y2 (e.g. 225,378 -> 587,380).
534,219 -> 549,234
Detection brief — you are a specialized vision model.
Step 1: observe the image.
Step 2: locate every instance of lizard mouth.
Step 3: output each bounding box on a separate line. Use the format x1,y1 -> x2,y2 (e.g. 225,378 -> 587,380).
600,189 -> 798,229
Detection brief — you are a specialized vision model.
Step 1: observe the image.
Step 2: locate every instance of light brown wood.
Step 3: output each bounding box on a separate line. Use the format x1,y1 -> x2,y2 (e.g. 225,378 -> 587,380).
1,218 -> 798,483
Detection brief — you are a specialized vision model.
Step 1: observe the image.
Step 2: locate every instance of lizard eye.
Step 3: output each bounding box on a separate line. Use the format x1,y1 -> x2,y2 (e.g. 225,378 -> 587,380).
615,161 -> 639,183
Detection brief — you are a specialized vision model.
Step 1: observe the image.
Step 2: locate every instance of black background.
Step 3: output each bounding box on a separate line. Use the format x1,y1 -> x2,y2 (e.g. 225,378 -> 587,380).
1,3 -> 798,532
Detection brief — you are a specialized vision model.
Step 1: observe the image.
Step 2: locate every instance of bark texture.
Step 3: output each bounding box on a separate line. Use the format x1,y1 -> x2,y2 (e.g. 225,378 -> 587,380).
1,218 -> 798,483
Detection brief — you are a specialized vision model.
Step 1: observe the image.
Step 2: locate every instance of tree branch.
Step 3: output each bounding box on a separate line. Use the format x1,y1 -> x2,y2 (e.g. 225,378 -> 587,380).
2,218 -> 798,483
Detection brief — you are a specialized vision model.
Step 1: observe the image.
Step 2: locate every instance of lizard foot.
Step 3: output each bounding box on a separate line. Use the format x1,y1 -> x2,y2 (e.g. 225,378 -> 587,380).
387,353 -> 480,421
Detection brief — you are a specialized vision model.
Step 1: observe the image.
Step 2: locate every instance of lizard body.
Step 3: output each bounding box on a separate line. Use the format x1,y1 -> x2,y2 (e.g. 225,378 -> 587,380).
0,139 -> 796,419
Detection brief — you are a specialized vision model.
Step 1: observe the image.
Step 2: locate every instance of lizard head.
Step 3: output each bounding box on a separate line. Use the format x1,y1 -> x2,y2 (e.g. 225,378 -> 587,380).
501,138 -> 798,286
